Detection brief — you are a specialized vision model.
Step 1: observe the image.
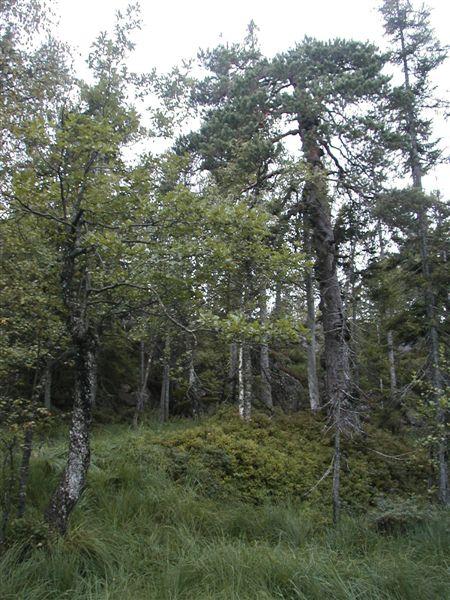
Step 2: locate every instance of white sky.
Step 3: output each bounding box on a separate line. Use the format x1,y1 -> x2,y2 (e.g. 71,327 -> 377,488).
54,0 -> 449,194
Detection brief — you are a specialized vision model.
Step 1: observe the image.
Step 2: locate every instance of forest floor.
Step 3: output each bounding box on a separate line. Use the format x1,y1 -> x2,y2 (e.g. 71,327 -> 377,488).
0,410 -> 448,599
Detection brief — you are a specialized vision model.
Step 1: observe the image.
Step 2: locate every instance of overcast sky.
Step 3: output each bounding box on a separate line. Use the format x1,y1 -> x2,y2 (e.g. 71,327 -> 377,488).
54,0 -> 449,193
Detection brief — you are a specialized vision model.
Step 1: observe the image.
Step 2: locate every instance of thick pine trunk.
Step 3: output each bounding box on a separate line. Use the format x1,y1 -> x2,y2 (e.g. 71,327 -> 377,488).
297,117 -> 352,522
302,169 -> 350,417
45,339 -> 96,534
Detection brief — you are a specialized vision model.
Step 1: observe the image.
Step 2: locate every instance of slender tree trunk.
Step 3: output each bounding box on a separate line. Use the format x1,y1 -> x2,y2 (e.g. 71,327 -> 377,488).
259,288 -> 273,410
16,427 -> 33,519
0,438 -> 16,546
237,342 -> 251,420
45,338 -> 96,534
398,22 -> 448,504
133,341 -> 153,429
159,335 -> 170,423
238,342 -> 245,417
187,337 -> 201,417
376,321 -> 384,398
228,342 -> 238,402
243,344 -> 252,421
378,222 -> 398,405
44,362 -> 52,410
386,330 -> 397,404
332,423 -> 341,525
274,282 -> 282,317
17,365 -> 42,519
304,223 -> 320,413
347,240 -> 360,397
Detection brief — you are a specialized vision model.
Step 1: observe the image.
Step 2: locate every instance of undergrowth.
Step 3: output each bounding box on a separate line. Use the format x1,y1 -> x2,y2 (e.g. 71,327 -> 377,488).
0,411 -> 447,599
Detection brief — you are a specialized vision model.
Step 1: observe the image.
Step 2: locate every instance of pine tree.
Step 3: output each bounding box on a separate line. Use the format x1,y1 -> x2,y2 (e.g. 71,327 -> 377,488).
380,0 -> 448,504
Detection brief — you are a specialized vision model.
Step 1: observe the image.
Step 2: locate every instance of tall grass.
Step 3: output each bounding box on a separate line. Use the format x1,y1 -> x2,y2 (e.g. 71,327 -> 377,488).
0,423 -> 448,599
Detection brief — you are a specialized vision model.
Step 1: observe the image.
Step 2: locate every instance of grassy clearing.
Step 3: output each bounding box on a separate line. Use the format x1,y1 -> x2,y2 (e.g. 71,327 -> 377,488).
0,414 -> 448,599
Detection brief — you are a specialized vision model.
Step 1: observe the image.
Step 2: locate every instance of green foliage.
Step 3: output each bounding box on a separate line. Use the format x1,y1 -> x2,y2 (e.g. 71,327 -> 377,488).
369,495 -> 435,534
156,409 -> 428,508
0,421 -> 447,599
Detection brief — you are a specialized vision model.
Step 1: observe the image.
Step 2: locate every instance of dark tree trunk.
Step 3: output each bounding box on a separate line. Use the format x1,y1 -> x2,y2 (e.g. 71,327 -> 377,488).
17,366 -> 41,520
296,113 -> 352,522
0,438 -> 16,546
159,335 -> 170,423
332,424 -> 341,525
16,427 -> 34,519
300,141 -> 350,417
44,361 -> 52,410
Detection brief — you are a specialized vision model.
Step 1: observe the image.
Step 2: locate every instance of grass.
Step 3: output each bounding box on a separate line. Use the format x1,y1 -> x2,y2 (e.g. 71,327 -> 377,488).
0,414 -> 448,599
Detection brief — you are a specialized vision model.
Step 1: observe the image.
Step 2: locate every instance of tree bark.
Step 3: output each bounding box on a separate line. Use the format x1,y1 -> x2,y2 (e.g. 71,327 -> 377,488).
304,223 -> 320,413
45,338 -> 96,534
295,110 -> 352,522
228,342 -> 238,402
43,361 -> 52,410
238,342 -> 251,420
378,223 -> 398,405
386,329 -> 398,404
187,336 -> 201,417
243,343 -> 252,420
259,287 -> 273,410
133,341 -> 153,429
16,427 -> 34,519
17,365 -> 41,519
332,423 -> 341,525
45,207 -> 98,535
159,335 -> 170,423
299,135 -> 351,421
397,16 -> 448,504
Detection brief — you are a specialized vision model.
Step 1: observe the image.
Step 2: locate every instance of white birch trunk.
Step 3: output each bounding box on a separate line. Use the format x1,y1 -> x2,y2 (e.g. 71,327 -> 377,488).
259,288 -> 273,410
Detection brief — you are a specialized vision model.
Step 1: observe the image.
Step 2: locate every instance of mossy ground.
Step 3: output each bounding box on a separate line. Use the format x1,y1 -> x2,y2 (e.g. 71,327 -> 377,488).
0,410 -> 448,599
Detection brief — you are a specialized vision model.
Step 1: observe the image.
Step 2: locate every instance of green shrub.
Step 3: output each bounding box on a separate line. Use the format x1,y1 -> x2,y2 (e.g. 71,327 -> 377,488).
369,496 -> 435,533
156,409 -> 429,509
0,415 -> 445,599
